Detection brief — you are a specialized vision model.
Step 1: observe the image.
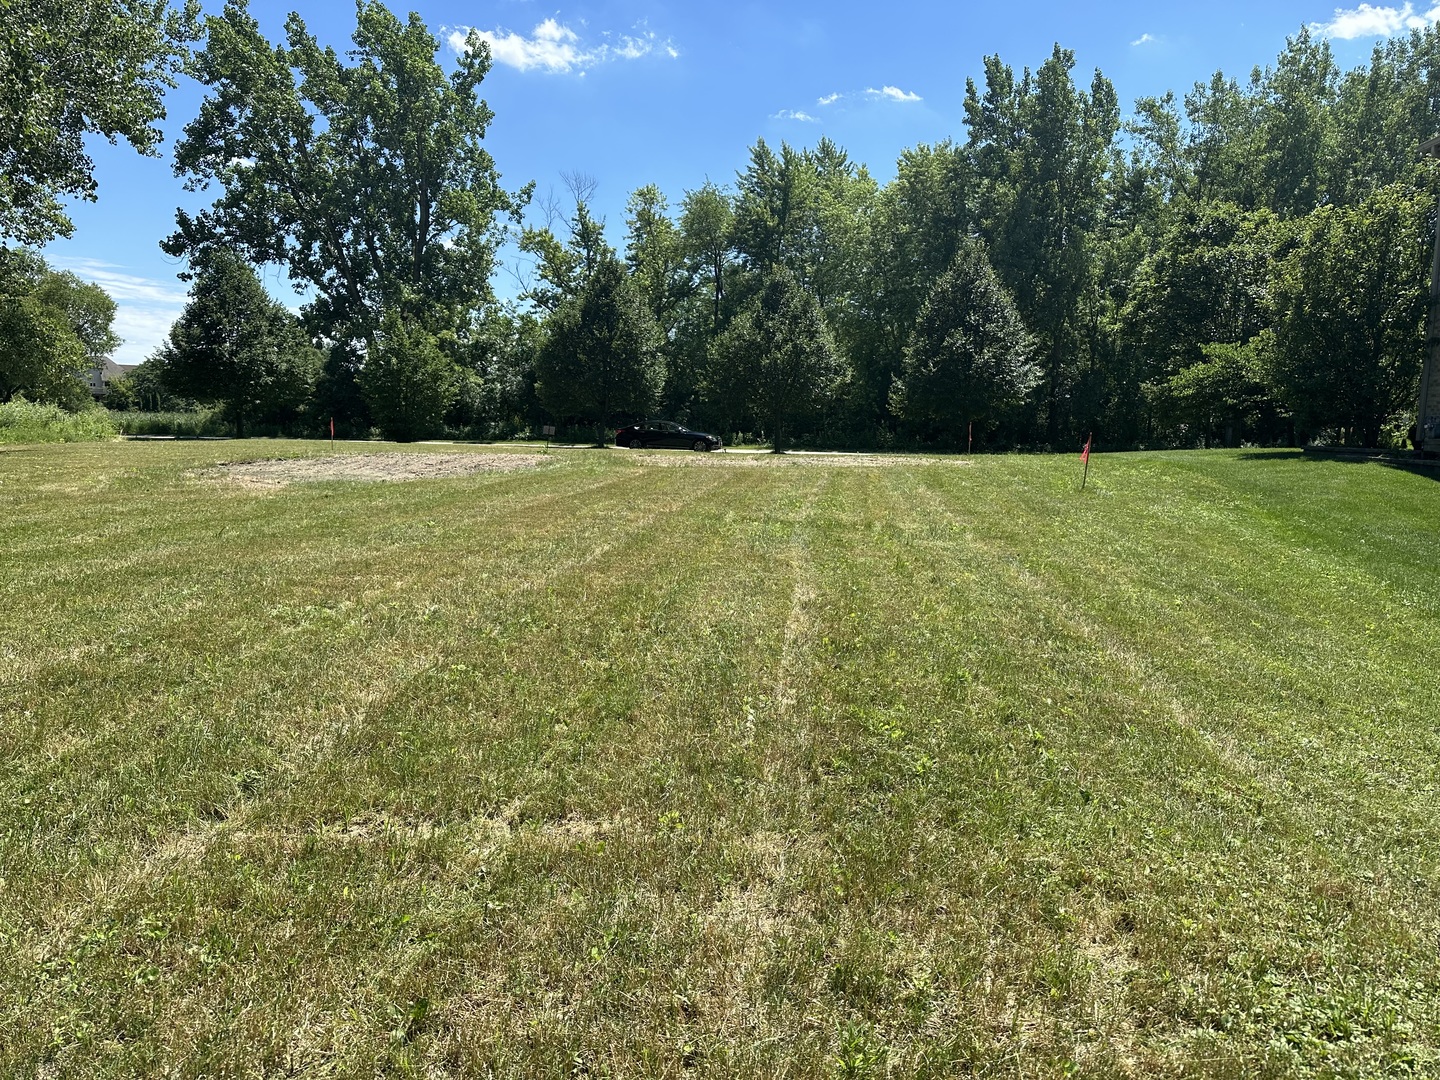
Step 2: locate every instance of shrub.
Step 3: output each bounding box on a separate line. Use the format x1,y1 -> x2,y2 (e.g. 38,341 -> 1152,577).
109,409 -> 230,437
0,399 -> 118,443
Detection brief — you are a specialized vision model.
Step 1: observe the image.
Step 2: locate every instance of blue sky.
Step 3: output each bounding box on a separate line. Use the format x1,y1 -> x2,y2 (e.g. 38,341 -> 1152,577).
41,0 -> 1440,363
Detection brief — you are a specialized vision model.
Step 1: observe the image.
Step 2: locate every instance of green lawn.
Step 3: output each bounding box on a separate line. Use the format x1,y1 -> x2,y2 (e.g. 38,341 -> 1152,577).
2,441 -> 1438,1078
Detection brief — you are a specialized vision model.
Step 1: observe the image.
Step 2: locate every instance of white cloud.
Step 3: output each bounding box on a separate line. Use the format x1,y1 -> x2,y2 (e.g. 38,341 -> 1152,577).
866,85 -> 922,103
48,257 -> 190,365
1131,32 -> 1156,46
772,109 -> 819,122
815,85 -> 922,108
1311,2 -> 1440,38
448,18 -> 678,74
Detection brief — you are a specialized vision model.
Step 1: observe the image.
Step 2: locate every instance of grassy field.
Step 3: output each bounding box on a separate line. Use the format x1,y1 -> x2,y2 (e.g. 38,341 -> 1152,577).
2,441 -> 1438,1078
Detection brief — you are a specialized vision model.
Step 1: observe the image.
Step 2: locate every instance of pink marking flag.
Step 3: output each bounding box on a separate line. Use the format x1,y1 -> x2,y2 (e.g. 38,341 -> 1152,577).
1080,433 -> 1093,489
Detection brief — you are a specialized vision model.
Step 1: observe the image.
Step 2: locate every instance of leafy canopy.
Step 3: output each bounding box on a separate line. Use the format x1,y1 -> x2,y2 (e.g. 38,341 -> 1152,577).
0,0 -> 200,245
164,0 -> 528,345
0,250 -> 120,406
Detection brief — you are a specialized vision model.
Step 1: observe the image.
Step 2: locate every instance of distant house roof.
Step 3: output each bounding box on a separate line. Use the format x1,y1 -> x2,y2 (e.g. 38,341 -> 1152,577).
86,358 -> 138,396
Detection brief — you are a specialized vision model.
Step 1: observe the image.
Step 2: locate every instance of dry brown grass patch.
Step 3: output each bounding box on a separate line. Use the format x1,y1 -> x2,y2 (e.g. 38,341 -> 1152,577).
196,451 -> 548,486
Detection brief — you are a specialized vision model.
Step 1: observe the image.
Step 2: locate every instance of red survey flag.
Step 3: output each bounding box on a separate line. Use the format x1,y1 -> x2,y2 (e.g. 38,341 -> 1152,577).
1081,433 -> 1092,465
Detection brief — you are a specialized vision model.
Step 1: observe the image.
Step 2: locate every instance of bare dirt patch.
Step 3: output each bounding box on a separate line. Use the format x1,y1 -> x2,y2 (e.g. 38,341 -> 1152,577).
198,451 -> 548,486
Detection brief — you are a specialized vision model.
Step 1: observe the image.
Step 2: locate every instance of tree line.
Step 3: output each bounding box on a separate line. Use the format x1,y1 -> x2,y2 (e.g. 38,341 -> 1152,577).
4,1 -> 1439,450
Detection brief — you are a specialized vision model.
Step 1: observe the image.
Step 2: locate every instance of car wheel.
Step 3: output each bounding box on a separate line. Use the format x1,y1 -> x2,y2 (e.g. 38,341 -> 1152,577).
692,440 -> 708,452
629,438 -> 644,449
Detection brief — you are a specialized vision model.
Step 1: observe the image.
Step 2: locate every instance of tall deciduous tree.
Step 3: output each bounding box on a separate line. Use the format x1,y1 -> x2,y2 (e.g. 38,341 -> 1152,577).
1267,182 -> 1429,445
535,255 -> 664,445
0,250 -> 119,406
156,250 -> 319,436
679,182 -> 734,335
624,184 -> 687,336
890,240 -> 1037,445
164,0 -> 527,348
859,141 -> 974,428
0,0 -> 200,245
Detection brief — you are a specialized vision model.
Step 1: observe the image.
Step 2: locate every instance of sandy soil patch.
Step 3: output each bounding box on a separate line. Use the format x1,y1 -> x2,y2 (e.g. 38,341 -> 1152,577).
198,452 -> 548,486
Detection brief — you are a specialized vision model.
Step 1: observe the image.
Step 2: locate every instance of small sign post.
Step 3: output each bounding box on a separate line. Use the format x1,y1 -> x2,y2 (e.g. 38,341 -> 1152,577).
542,424 -> 556,452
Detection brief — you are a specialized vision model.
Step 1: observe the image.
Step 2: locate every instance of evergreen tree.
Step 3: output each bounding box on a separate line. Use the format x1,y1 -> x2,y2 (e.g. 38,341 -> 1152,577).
157,251 -> 319,436
712,268 -> 846,452
359,314 -> 460,441
535,255 -> 665,446
890,241 -> 1037,446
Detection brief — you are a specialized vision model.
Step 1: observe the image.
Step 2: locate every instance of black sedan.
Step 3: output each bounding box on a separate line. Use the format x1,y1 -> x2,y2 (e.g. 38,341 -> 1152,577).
615,420 -> 722,451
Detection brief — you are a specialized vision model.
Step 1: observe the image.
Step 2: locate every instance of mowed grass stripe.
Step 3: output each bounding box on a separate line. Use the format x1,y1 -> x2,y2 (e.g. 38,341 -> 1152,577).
0,455 -> 737,887
906,457 -> 1439,1072
2,444 -> 1438,1078
2,456 -> 834,1076
961,456 -> 1440,841
1,452 -> 708,774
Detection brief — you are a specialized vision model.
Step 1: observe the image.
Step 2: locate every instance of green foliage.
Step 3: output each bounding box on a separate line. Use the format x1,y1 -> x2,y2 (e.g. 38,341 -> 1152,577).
1267,182 -> 1430,444
964,45 -> 1120,444
444,308 -> 543,438
712,267 -> 846,451
623,184 -> 687,337
890,240 -> 1037,444
0,0 -> 201,244
1149,336 -> 1287,447
359,315 -> 460,442
535,255 -> 664,444
519,200 -> 612,314
0,398 -> 117,442
109,409 -> 228,436
0,249 -> 119,407
156,250 -> 320,436
856,142 -> 974,424
165,0 -> 527,347
104,358 -> 197,412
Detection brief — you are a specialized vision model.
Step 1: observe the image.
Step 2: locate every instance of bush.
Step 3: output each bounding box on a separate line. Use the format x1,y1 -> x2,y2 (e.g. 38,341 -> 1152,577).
360,316 -> 460,442
0,399 -> 118,443
110,409 -> 230,437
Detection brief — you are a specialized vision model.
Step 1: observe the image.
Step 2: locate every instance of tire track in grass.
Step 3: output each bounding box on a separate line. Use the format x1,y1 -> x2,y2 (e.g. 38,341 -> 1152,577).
772,472 -> 830,722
